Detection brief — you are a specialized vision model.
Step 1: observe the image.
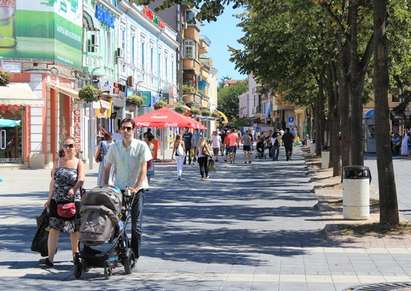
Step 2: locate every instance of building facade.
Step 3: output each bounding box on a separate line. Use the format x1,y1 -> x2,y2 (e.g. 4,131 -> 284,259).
0,0 -> 180,168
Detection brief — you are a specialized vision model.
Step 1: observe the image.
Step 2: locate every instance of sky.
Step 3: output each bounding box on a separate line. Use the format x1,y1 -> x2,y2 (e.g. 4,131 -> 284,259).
200,6 -> 246,81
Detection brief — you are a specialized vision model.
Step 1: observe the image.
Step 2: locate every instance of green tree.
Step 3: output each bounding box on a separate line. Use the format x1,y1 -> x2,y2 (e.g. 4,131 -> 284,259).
217,81 -> 247,121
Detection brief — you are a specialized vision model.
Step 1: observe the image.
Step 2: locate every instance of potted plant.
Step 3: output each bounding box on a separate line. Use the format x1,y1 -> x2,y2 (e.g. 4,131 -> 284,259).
126,94 -> 144,107
154,100 -> 167,109
190,106 -> 200,115
0,71 -> 9,86
200,107 -> 211,116
182,84 -> 196,94
79,85 -> 100,102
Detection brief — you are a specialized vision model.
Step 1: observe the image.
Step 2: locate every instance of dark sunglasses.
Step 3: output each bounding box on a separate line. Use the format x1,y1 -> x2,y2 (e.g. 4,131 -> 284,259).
121,126 -> 133,132
63,144 -> 75,149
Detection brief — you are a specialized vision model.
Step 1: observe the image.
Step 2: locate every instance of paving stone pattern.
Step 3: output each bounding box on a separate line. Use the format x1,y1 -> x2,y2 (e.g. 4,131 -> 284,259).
0,149 -> 410,290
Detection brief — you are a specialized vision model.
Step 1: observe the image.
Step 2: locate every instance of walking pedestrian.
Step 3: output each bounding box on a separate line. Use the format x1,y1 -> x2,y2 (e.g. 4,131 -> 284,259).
40,136 -> 85,268
144,132 -> 155,183
172,135 -> 185,180
282,128 -> 295,161
242,129 -> 253,163
220,129 -> 227,159
271,130 -> 280,161
196,137 -> 213,180
95,132 -> 114,187
211,131 -> 221,161
103,118 -> 152,261
401,131 -> 409,157
225,128 -> 239,164
182,128 -> 192,165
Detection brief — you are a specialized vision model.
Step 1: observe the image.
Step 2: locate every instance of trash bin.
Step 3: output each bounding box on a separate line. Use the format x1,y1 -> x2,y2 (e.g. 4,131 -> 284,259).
321,150 -> 330,169
342,166 -> 372,220
309,141 -> 316,155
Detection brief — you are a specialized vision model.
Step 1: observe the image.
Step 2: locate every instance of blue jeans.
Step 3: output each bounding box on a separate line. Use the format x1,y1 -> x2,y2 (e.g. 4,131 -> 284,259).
131,190 -> 144,258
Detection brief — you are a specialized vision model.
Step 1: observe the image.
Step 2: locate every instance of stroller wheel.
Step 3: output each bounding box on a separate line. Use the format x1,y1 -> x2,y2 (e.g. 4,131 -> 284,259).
123,249 -> 136,275
73,261 -> 82,279
104,264 -> 112,279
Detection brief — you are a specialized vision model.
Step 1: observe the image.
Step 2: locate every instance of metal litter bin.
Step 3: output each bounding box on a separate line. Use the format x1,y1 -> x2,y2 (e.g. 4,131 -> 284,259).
342,166 -> 371,220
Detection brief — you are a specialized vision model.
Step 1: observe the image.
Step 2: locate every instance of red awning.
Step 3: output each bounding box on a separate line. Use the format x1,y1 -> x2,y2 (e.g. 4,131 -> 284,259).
134,107 -> 206,129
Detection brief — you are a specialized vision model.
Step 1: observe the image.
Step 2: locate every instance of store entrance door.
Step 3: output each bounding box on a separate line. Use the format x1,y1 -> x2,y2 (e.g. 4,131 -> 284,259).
0,119 -> 22,164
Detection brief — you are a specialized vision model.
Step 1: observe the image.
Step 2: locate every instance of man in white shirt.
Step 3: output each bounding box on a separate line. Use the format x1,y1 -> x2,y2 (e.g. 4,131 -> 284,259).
103,118 -> 152,260
211,131 -> 221,161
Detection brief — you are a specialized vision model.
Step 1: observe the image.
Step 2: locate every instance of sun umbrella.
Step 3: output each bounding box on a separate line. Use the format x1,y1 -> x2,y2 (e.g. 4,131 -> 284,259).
134,107 -> 205,129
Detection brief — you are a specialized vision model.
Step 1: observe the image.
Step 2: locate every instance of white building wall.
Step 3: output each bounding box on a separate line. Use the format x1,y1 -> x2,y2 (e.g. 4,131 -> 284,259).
117,2 -> 178,104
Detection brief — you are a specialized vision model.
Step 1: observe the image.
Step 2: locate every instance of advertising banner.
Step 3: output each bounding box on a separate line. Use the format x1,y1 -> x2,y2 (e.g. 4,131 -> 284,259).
0,0 -> 83,69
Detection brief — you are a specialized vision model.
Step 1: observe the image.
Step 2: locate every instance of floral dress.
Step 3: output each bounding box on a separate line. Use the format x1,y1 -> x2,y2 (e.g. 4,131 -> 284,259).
49,161 -> 81,233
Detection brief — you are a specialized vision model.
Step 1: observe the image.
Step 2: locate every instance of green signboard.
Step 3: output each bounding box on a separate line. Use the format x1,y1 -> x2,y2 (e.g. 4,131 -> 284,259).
0,0 -> 83,69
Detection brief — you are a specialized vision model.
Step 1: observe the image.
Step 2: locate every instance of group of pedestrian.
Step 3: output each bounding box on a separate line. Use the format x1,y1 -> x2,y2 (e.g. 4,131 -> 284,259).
40,118 -> 152,268
392,129 -> 410,157
172,130 -> 213,180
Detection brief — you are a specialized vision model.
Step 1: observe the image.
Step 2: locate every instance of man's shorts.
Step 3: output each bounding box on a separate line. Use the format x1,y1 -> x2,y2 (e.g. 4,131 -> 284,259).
243,145 -> 251,152
228,146 -> 237,153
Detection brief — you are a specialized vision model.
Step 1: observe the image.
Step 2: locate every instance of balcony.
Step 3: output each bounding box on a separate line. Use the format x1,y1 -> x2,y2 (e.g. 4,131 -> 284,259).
83,53 -> 103,72
183,58 -> 201,75
184,25 -> 200,43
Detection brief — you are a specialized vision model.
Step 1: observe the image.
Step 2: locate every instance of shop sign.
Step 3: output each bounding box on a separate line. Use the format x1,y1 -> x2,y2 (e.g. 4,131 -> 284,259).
137,90 -> 151,107
72,103 -> 81,149
2,62 -> 21,73
143,6 -> 166,30
95,3 -> 115,28
0,1 -> 83,69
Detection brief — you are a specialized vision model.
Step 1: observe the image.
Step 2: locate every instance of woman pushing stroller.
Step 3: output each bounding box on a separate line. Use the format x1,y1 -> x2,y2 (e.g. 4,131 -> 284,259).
40,136 -> 85,268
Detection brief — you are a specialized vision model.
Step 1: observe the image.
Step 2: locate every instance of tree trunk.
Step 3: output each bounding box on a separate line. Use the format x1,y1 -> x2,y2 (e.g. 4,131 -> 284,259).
330,63 -> 341,176
338,46 -> 351,169
373,0 -> 399,226
348,0 -> 364,166
315,76 -> 326,155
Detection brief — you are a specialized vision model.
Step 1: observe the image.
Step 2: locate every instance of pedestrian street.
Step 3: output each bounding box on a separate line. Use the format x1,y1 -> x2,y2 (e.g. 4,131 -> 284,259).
1,149 -> 411,290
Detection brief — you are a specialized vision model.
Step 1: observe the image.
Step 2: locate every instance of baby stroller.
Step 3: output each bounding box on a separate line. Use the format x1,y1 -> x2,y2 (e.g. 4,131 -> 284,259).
73,186 -> 137,279
256,140 -> 266,159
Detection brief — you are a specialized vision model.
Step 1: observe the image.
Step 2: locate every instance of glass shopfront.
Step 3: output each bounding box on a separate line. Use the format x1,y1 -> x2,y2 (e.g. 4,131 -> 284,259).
0,105 -> 23,163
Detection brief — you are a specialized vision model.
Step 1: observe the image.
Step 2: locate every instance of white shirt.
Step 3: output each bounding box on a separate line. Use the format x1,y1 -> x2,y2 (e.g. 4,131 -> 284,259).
106,139 -> 152,190
211,135 -> 221,148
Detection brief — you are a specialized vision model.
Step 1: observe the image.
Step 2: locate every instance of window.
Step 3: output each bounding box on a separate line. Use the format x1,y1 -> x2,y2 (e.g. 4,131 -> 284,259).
141,37 -> 145,69
184,40 -> 195,59
165,52 -> 168,81
87,31 -> 98,53
150,47 -> 154,73
121,25 -> 126,54
131,30 -> 136,65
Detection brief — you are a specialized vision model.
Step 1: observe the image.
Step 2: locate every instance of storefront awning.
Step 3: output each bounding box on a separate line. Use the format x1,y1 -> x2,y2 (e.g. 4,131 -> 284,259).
0,83 -> 44,106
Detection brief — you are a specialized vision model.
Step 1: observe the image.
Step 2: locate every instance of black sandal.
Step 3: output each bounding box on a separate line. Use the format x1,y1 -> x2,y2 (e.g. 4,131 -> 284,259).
39,258 -> 54,268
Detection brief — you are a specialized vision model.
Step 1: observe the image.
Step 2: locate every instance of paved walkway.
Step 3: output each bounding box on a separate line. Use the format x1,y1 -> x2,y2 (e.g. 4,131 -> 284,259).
365,155 -> 411,222
0,149 -> 411,290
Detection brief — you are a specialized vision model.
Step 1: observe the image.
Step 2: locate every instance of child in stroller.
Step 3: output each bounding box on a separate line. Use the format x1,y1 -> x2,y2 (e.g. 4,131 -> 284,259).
74,186 -> 138,279
256,137 -> 266,159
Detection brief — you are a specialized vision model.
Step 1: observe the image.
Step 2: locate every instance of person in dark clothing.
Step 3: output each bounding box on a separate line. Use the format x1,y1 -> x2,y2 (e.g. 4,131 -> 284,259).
271,130 -> 280,161
282,128 -> 295,161
182,128 -> 193,164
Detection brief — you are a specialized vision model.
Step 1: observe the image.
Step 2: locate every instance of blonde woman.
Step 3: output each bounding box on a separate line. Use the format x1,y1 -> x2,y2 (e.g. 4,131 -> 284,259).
196,137 -> 213,180
41,137 -> 85,268
172,135 -> 185,180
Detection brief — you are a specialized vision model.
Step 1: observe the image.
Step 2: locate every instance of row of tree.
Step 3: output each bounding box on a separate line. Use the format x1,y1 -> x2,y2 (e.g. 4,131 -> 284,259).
227,0 -> 410,227
138,0 -> 411,226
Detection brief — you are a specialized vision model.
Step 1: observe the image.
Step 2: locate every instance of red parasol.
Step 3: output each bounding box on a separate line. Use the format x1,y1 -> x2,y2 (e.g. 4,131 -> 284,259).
134,107 -> 206,129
